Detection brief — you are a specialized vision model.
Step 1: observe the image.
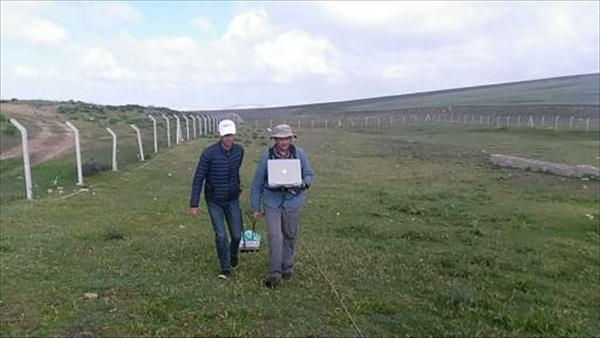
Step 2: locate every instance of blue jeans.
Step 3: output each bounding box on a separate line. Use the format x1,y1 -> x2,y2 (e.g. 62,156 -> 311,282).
206,199 -> 243,272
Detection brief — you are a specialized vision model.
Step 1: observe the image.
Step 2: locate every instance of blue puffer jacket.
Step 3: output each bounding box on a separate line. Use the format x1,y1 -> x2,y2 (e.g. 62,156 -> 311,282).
190,142 -> 244,207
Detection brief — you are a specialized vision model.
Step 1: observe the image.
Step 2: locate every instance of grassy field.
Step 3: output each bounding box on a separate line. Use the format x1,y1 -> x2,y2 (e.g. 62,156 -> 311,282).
1,125 -> 599,336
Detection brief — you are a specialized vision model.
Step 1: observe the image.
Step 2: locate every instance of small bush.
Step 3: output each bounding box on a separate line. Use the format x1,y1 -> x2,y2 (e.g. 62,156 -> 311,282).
82,158 -> 109,177
3,124 -> 17,135
103,228 -> 125,241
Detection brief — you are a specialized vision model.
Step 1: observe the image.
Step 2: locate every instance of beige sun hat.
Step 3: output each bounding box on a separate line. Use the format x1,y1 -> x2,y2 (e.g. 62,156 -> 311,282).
269,124 -> 297,139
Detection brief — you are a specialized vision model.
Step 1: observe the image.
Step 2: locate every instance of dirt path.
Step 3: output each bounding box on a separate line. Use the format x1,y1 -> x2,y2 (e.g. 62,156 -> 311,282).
0,103 -> 73,163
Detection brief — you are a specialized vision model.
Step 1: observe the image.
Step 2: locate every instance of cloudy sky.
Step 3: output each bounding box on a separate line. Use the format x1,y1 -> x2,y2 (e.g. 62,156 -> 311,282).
1,1 -> 598,110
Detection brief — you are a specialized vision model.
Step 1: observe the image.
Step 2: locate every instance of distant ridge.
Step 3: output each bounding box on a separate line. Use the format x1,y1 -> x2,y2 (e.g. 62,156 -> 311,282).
191,73 -> 599,119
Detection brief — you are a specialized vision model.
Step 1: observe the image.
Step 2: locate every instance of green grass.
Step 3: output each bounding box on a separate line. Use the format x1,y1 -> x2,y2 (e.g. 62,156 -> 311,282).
1,125 -> 599,336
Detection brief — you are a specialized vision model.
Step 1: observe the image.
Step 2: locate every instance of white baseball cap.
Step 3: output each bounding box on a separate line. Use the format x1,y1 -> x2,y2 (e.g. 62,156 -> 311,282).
218,119 -> 236,136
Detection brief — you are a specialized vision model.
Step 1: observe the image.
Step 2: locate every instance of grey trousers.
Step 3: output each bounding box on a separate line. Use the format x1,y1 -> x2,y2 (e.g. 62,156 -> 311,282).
265,206 -> 302,278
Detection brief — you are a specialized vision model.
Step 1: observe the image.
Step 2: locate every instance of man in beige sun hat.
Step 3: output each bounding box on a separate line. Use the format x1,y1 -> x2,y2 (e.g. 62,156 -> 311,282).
250,124 -> 314,288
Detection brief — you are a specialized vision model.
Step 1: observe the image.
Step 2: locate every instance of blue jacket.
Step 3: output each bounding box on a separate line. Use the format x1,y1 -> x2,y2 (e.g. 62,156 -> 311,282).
190,142 -> 244,207
251,145 -> 314,212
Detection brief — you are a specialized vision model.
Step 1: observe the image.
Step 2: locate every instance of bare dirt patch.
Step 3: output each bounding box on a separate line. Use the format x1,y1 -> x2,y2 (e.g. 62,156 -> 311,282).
0,103 -> 73,163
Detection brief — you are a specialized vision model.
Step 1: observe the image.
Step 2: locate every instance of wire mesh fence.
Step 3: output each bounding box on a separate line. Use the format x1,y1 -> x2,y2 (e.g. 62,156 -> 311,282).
2,113 -> 240,202
251,113 -> 600,132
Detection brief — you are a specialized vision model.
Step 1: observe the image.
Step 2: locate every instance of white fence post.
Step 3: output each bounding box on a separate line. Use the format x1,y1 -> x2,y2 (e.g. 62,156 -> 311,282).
174,115 -> 182,144
517,116 -> 521,128
586,118 -> 590,132
195,115 -> 202,137
555,115 -> 559,131
506,116 -> 510,128
192,115 -> 197,139
161,114 -> 171,147
106,128 -> 118,171
65,121 -> 84,186
148,115 -> 158,153
541,115 -> 545,129
528,116 -> 534,128
325,120 -> 329,129
183,115 -> 190,140
9,118 -> 33,200
130,125 -> 145,161
364,117 -> 368,127
569,116 -> 574,130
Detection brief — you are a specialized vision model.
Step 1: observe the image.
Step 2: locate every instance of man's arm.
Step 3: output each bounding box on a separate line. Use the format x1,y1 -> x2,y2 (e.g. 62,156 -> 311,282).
190,150 -> 211,212
250,151 -> 268,216
239,146 -> 245,194
299,149 -> 314,189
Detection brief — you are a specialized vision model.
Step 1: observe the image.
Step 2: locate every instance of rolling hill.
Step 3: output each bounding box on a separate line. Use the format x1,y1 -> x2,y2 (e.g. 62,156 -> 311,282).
192,73 -> 600,119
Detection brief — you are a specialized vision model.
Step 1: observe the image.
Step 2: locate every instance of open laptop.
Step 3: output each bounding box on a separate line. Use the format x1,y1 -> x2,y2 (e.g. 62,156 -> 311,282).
267,159 -> 302,188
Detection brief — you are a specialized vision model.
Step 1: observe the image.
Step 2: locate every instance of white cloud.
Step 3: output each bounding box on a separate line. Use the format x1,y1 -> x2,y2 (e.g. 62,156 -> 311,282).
191,16 -> 214,32
91,2 -> 142,26
13,65 -> 39,79
20,18 -> 68,45
13,64 -> 67,81
0,2 -> 69,45
79,47 -> 133,81
224,8 -> 272,43
254,30 -> 341,82
317,1 -> 499,33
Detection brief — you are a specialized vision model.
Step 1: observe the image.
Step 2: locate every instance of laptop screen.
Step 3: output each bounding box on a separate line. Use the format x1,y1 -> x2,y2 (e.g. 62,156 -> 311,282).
267,159 -> 302,188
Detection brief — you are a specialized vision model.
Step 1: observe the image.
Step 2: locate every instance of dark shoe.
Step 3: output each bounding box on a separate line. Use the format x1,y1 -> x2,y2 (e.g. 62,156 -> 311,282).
231,256 -> 239,270
218,270 -> 230,279
282,272 -> 293,280
264,276 -> 280,289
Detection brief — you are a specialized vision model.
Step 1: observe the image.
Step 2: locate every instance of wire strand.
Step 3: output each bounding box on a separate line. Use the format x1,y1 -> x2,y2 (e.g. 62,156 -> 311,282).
307,246 -> 365,338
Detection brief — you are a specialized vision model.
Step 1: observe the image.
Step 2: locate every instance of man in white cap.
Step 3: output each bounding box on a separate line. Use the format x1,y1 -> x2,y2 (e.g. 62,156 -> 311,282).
190,119 -> 245,279
251,124 -> 314,288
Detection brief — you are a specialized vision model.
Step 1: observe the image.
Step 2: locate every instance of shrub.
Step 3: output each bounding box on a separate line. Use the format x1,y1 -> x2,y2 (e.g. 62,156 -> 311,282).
82,158 -> 109,177
103,228 -> 125,241
3,124 -> 17,135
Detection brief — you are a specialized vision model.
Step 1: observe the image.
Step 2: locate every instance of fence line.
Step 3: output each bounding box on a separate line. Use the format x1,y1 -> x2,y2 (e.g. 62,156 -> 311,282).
252,114 -> 600,132
6,113 -> 242,201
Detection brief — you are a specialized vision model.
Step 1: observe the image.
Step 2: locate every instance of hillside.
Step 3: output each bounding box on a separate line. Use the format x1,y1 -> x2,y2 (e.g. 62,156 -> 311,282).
192,73 -> 600,119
